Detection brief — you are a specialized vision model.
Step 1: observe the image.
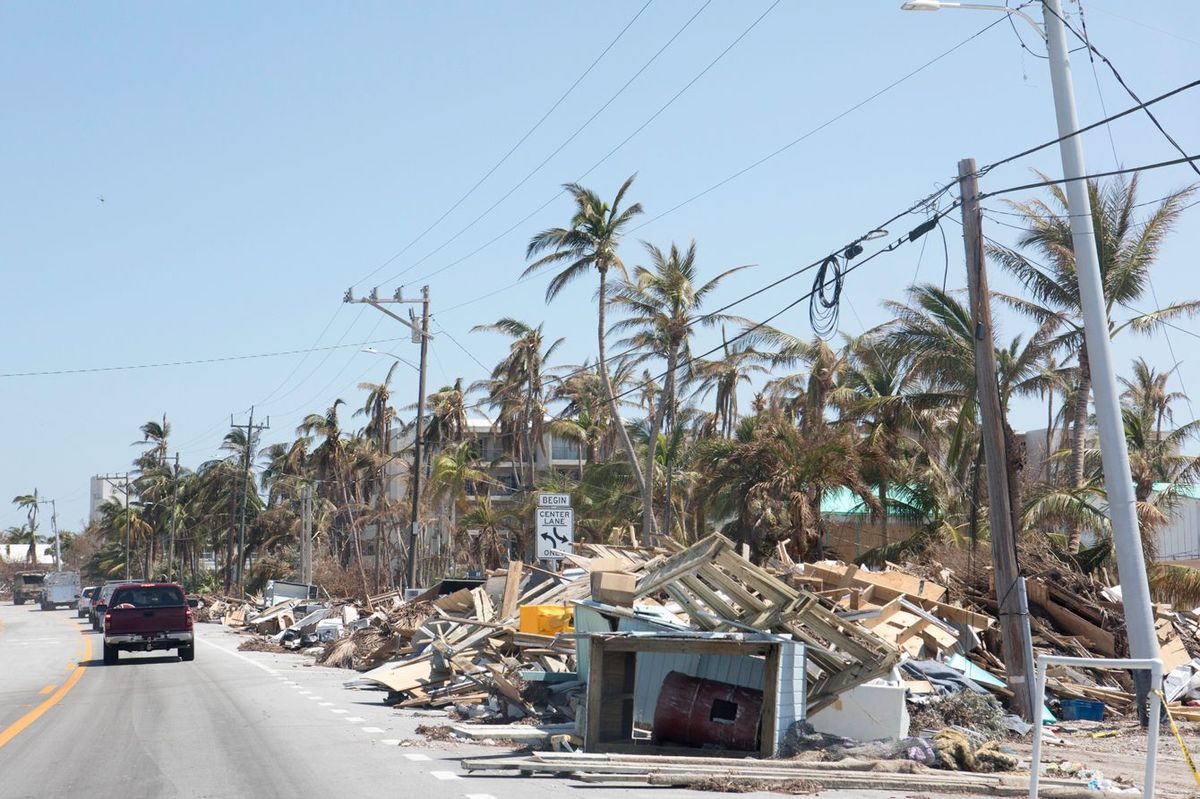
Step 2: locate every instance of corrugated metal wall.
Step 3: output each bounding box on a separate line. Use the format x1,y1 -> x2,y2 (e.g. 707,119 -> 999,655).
1158,498 -> 1200,561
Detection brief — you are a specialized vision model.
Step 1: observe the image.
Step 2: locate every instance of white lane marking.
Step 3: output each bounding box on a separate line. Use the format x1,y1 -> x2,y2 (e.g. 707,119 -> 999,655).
362,726 -> 385,733
345,716 -> 366,723
430,771 -> 460,781
306,696 -> 322,701
330,708 -> 349,714
379,739 -> 403,746
297,690 -> 313,695
319,702 -> 334,706
466,794 -> 498,799
197,637 -> 277,675
404,753 -> 431,761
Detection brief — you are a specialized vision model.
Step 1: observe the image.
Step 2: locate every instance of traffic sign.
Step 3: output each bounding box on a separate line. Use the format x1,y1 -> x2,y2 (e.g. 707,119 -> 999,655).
535,507 -> 574,560
537,493 -> 571,508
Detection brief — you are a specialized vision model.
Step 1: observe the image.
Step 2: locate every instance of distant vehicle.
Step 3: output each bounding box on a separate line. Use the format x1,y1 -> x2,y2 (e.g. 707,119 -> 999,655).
102,582 -> 194,664
78,586 -> 98,618
12,572 -> 46,606
90,580 -> 138,631
41,571 -> 81,611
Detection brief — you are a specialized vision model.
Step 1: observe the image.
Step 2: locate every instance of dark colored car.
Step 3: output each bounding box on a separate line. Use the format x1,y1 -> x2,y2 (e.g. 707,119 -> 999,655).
91,579 -> 142,630
102,582 -> 194,664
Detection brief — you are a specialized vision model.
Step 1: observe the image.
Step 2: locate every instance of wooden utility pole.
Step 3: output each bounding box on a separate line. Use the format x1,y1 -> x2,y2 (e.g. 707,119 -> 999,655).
958,157 -> 1037,722
230,407 -> 269,595
345,285 -> 431,591
299,484 -> 314,585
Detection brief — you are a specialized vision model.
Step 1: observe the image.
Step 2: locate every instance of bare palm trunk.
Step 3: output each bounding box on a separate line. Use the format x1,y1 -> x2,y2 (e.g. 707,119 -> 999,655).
1066,347 -> 1092,552
642,384 -> 660,545
1044,388 -> 1054,483
595,266 -> 655,537
339,475 -> 373,607
523,380 -> 536,491
662,348 -> 679,537
878,479 -> 889,547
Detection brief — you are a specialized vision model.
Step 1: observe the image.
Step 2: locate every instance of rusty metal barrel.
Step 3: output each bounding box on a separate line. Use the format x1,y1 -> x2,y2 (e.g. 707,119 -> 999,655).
652,671 -> 763,751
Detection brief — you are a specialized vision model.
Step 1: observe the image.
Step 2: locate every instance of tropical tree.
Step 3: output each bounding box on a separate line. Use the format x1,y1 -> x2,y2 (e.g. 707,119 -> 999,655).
472,318 -> 563,491
989,175 -> 1199,549
610,240 -> 750,536
690,331 -> 770,439
524,175 -> 654,535
11,491 -> 40,564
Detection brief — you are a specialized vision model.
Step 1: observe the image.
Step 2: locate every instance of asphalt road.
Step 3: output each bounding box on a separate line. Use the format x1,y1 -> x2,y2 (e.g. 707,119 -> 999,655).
0,601 -> 974,799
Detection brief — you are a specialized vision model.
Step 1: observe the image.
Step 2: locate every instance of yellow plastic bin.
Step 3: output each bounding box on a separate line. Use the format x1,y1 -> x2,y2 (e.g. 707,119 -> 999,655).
519,604 -> 574,635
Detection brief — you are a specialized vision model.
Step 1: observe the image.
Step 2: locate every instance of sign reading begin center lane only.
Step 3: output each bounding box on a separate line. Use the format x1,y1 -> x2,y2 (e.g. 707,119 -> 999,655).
535,507 -> 574,560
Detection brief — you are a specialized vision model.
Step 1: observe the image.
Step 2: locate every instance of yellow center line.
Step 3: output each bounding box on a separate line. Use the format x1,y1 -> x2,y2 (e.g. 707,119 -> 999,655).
0,618 -> 91,750
38,685 -> 56,695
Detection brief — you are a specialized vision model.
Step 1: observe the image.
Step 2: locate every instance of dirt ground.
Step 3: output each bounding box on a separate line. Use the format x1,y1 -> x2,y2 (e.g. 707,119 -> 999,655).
1008,718 -> 1200,796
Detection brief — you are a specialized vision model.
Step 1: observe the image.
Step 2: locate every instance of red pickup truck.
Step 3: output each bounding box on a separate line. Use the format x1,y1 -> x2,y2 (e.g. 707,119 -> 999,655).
102,582 -> 194,664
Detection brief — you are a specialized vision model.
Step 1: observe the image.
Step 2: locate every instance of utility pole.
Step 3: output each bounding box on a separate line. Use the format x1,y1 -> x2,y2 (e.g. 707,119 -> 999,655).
230,407 -> 269,595
100,473 -> 132,579
167,453 -> 180,581
1042,0 -> 1158,717
49,499 -> 60,571
958,158 -> 1037,722
300,483 -> 314,585
345,285 -> 432,591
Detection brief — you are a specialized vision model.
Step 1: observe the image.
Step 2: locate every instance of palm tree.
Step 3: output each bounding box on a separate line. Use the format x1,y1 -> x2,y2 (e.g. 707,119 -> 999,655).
610,240 -> 751,537
12,491 -> 39,564
690,330 -> 770,439
428,441 -> 491,562
524,174 -> 653,534
1120,357 -> 1186,443
134,415 -> 170,469
471,318 -> 563,492
989,175 -> 1199,549
696,412 -> 878,560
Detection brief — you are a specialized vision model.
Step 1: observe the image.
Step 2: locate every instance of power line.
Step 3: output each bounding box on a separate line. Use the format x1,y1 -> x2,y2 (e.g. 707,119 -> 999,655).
376,1 -> 716,287
394,0 -> 782,289
980,154 -> 1200,200
628,15 -> 1008,234
348,0 -> 655,290
407,13 -> 1009,309
0,330 -> 410,379
1042,1 -> 1200,179
976,77 -> 1200,177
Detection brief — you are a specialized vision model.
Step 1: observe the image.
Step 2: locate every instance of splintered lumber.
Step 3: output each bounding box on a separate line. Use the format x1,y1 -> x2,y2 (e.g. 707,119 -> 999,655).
633,534 -> 900,708
803,561 -> 947,602
460,752 -> 1093,797
500,560 -> 524,620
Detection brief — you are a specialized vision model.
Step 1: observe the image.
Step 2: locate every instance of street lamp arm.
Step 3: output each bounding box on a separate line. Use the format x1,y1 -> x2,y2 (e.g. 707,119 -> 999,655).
900,1 -> 1045,40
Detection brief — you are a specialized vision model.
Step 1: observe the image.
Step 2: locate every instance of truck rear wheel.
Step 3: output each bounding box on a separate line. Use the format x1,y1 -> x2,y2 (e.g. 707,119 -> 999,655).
103,644 -> 118,665
179,645 -> 195,662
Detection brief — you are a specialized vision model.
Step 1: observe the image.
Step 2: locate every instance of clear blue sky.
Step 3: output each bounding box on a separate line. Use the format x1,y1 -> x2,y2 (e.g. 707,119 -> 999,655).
3,1 -> 1198,530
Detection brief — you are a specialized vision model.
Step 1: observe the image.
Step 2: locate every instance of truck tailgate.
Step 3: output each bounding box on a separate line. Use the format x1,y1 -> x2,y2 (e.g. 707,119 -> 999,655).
107,606 -> 190,635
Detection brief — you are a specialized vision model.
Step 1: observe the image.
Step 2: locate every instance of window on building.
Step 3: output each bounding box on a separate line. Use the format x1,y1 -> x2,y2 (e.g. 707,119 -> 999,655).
551,436 -> 581,460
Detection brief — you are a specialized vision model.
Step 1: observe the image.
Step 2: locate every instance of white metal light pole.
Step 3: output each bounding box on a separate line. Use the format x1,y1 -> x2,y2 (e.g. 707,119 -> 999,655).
901,0 -> 1159,712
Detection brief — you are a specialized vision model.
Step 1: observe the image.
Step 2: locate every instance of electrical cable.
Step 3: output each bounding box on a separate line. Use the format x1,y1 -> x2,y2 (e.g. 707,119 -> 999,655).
375,1 -> 716,287
976,77 -> 1200,177
1074,0 -> 1120,169
0,331 -> 413,379
627,15 -> 1008,235
1042,1 -> 1200,179
348,0 -> 655,290
393,0 -> 781,289
980,154 -> 1200,200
